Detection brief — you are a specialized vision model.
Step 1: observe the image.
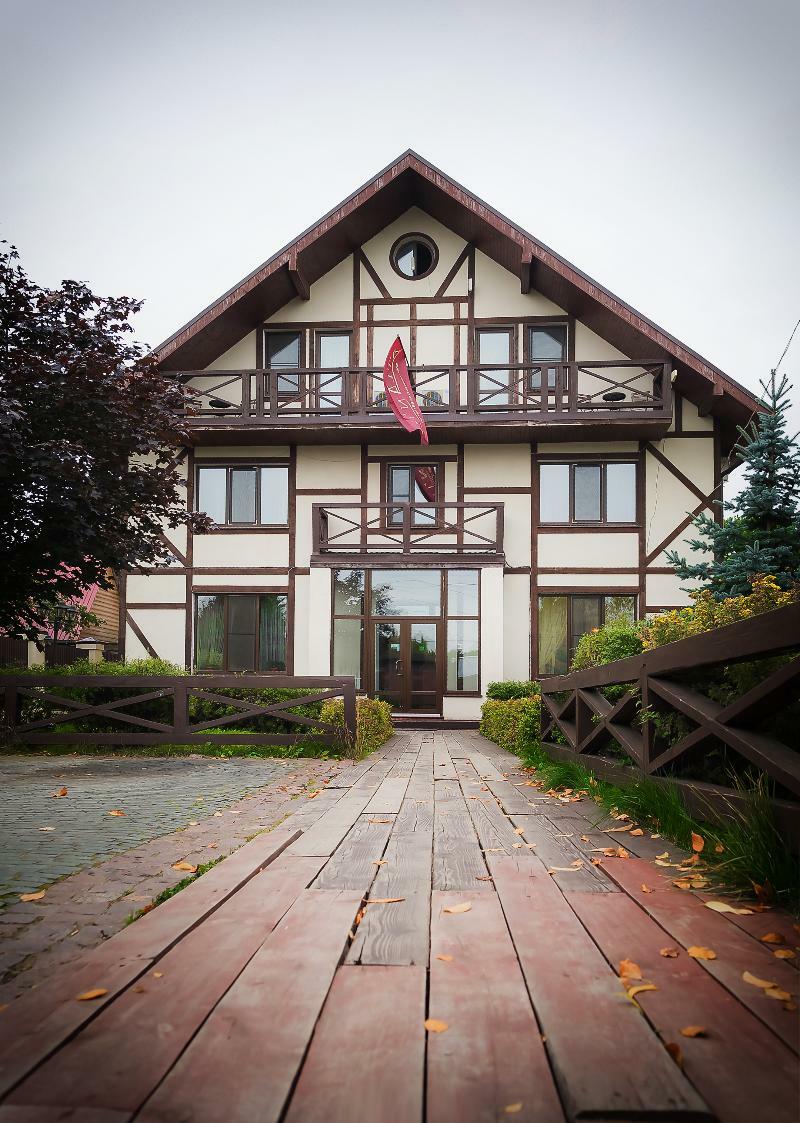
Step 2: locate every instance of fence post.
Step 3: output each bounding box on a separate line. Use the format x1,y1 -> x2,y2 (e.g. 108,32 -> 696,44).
3,683 -> 19,741
173,681 -> 189,742
27,636 -> 46,668
342,680 -> 357,753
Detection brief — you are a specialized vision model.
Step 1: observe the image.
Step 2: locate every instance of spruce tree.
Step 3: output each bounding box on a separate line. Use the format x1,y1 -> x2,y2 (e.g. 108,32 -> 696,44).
666,371 -> 800,598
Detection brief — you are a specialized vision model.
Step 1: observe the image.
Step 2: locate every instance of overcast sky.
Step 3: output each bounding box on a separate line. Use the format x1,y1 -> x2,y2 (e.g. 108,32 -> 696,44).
2,0 -> 798,484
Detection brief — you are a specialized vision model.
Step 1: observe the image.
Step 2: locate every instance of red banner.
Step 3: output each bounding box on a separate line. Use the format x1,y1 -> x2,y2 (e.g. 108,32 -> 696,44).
414,465 -> 437,501
382,336 -> 428,445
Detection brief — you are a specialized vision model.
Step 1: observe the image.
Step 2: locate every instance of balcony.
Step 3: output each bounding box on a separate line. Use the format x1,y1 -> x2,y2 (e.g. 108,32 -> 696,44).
311,502 -> 504,566
179,361 -> 672,444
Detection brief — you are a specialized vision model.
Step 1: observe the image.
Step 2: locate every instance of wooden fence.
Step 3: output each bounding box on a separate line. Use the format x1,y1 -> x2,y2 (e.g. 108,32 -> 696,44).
0,675 -> 357,750
540,601 -> 800,837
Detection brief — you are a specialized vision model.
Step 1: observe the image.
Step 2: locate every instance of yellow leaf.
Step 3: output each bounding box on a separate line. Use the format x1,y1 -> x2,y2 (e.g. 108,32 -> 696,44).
547,866 -> 582,874
616,847 -> 631,859
76,988 -> 108,1001
605,823 -> 633,833
368,818 -> 393,824
372,860 -> 388,866
673,879 -> 693,890
19,889 -> 46,902
680,1025 -> 707,1037
152,971 -> 164,978
742,970 -> 777,989
514,826 -> 525,835
590,858 -> 602,866
504,1105 -> 523,1115
640,884 -> 653,893
705,900 -> 753,916
107,809 -> 126,817
619,958 -> 642,980
765,987 -> 793,1001
443,902 -> 472,914
665,1042 -> 684,1068
52,787 -> 68,798
687,946 -> 717,960
627,983 -> 658,1002
630,828 -> 644,837
424,1018 -> 449,1033
759,932 -> 785,944
366,897 -> 405,905
656,851 -> 670,860
436,954 -> 454,963
660,947 -> 680,957
773,949 -> 796,959
213,811 -> 223,817
172,861 -> 198,873
691,832 -> 705,853
714,843 -> 725,853
580,835 -> 590,842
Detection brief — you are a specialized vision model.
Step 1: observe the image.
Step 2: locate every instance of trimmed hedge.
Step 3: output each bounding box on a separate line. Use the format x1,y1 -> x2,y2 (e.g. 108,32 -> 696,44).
320,696 -> 394,759
479,695 -> 541,757
485,680 -> 539,700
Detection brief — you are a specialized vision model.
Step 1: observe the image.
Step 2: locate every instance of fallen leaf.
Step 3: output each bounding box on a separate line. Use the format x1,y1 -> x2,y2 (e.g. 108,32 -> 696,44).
132,985 -> 147,994
619,959 -> 642,980
665,1042 -> 684,1068
207,843 -> 218,849
640,884 -> 653,893
366,898 -> 405,905
773,949 -> 796,960
616,847 -> 631,859
705,900 -> 753,916
37,826 -> 55,832
630,828 -> 644,837
714,843 -> 725,853
687,946 -> 717,960
691,832 -> 705,853
605,823 -> 633,833
107,809 -> 126,817
673,879 -> 693,890
590,857 -> 602,866
627,983 -> 658,1002
19,890 -> 46,902
759,932 -> 785,944
783,1000 -> 798,1011
436,954 -> 454,963
680,1026 -> 707,1038
172,861 -> 198,873
76,988 -> 108,1001
188,820 -> 199,826
372,859 -> 388,866
765,987 -> 793,1001
547,865 -> 582,874
514,826 -> 525,835
152,971 -> 164,978
475,875 -> 493,881
742,971 -> 776,989
660,947 -> 680,958
580,835 -> 590,842
52,787 -> 68,798
368,818 -> 393,824
424,1018 -> 449,1033
213,811 -> 223,817
651,833 -> 661,839
443,902 -> 472,914
504,1105 -> 523,1116
656,851 -> 670,860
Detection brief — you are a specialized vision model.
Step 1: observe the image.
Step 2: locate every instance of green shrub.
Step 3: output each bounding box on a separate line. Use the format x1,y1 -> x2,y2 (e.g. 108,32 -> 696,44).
571,615 -> 643,671
480,696 -> 541,757
187,687 -> 325,737
486,680 -> 540,700
320,696 -> 394,759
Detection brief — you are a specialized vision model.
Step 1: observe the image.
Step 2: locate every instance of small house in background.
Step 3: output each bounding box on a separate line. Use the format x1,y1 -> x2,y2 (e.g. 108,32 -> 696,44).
0,571 -> 120,667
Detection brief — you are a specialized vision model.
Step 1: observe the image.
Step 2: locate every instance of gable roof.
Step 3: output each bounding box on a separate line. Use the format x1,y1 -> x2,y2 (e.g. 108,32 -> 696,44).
154,149 -> 763,441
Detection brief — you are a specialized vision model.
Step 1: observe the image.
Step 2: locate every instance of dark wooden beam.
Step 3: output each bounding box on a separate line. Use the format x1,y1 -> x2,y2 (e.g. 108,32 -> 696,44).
287,252 -> 310,301
520,250 -> 533,295
698,380 -> 724,417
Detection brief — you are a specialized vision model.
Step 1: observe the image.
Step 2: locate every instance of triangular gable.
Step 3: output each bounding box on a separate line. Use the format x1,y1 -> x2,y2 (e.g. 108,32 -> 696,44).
154,150 -> 762,438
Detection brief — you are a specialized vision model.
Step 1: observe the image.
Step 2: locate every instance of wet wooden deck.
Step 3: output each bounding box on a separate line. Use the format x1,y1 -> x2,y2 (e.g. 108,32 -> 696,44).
1,731 -> 797,1123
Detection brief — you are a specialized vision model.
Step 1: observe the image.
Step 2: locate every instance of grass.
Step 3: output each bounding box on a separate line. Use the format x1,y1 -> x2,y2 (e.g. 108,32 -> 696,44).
124,857 -> 224,925
518,739 -> 800,913
0,741 -> 336,760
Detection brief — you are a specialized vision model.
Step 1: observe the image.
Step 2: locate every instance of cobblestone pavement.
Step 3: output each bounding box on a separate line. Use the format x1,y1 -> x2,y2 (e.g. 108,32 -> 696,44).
0,753 -> 348,1003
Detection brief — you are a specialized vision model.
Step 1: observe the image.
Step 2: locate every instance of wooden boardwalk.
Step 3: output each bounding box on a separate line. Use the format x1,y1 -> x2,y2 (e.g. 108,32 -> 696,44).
1,731 -> 797,1123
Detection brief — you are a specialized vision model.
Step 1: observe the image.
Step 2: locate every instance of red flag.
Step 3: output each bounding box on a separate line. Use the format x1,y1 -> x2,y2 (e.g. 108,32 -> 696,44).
414,465 -> 437,501
382,336 -> 428,445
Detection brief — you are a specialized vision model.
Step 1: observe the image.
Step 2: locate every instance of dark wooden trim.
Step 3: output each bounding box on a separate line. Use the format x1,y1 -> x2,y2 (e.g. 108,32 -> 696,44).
125,611 -> 159,660
434,244 -> 471,299
359,248 -> 391,299
537,525 -> 639,534
388,231 -> 439,282
185,449 -> 195,669
117,570 -> 127,662
537,585 -> 640,595
287,251 -> 310,301
127,603 -> 185,611
637,442 -> 647,614
530,442 -> 539,680
192,586 -> 289,594
288,445 -> 297,675
295,487 -> 362,495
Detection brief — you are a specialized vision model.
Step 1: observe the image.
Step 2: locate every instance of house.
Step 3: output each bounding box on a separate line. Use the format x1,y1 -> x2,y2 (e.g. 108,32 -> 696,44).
119,151 -> 761,721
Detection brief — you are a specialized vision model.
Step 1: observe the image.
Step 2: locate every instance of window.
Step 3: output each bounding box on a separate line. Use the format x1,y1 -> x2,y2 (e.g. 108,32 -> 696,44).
195,593 -> 287,671
370,570 -> 441,617
265,331 -> 301,393
446,570 -> 479,692
387,463 -> 439,525
317,332 -> 350,411
390,234 -> 438,280
529,324 -> 567,391
196,465 -> 289,526
539,462 -> 637,524
538,594 -> 636,675
477,328 -> 512,407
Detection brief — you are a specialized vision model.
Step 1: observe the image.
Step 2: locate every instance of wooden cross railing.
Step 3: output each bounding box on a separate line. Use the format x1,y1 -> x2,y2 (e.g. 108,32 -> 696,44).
312,502 -> 504,559
0,675 -> 357,749
540,602 -> 800,802
179,360 -> 671,426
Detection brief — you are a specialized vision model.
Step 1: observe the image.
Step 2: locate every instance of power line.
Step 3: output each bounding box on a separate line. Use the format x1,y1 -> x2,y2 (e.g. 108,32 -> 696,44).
774,316 -> 800,372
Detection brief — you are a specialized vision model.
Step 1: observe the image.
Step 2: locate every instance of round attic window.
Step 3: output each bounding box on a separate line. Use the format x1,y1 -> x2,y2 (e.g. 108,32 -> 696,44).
390,234 -> 438,280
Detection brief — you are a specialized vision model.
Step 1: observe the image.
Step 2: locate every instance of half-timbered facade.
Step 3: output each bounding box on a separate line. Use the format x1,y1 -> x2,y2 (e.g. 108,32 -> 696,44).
120,152 -> 762,721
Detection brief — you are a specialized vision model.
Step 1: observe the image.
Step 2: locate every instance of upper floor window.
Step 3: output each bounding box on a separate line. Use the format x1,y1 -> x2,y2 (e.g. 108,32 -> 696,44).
197,464 -> 289,526
539,462 -> 637,524
265,331 -> 301,393
387,463 -> 439,525
529,324 -> 567,391
477,328 -> 512,407
390,234 -> 439,280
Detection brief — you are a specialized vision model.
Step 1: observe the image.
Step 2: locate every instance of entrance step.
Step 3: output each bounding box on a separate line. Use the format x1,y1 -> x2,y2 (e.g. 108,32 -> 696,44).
392,716 -> 479,730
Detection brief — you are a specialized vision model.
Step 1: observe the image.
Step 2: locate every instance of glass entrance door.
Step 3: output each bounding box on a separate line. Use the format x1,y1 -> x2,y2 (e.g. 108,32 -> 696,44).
374,620 -> 440,714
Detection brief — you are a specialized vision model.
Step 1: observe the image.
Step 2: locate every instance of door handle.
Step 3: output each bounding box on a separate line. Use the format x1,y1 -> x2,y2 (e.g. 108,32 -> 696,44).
395,659 -> 404,674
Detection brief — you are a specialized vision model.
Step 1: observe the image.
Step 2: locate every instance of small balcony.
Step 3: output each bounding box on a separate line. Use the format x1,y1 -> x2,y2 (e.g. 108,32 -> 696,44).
311,502 -> 504,566
179,361 -> 672,444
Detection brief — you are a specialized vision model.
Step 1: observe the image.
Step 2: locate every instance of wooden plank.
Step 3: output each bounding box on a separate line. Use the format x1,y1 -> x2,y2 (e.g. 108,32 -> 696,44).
286,788 -> 378,857
432,743 -> 458,779
488,860 -> 713,1122
0,826 -> 301,1099
284,966 -> 425,1123
6,857 -> 325,1118
347,830 -> 432,966
363,775 -> 410,814
512,813 -> 613,892
571,891 -> 800,1123
136,890 -> 362,1123
433,798 -> 489,890
393,793 -> 434,834
485,778 -> 539,815
465,750 -> 505,782
603,856 -> 800,1052
0,1108 -> 130,1123
427,890 -> 564,1123
313,814 -> 394,890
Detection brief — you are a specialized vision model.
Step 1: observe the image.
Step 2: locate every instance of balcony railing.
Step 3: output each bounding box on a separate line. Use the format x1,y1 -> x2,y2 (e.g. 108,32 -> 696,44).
312,502 -> 504,560
179,361 -> 671,428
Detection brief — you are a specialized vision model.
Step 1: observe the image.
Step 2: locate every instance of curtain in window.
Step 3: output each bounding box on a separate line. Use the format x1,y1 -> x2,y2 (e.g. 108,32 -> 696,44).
259,594 -> 287,671
195,595 -> 224,670
538,596 -> 568,676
